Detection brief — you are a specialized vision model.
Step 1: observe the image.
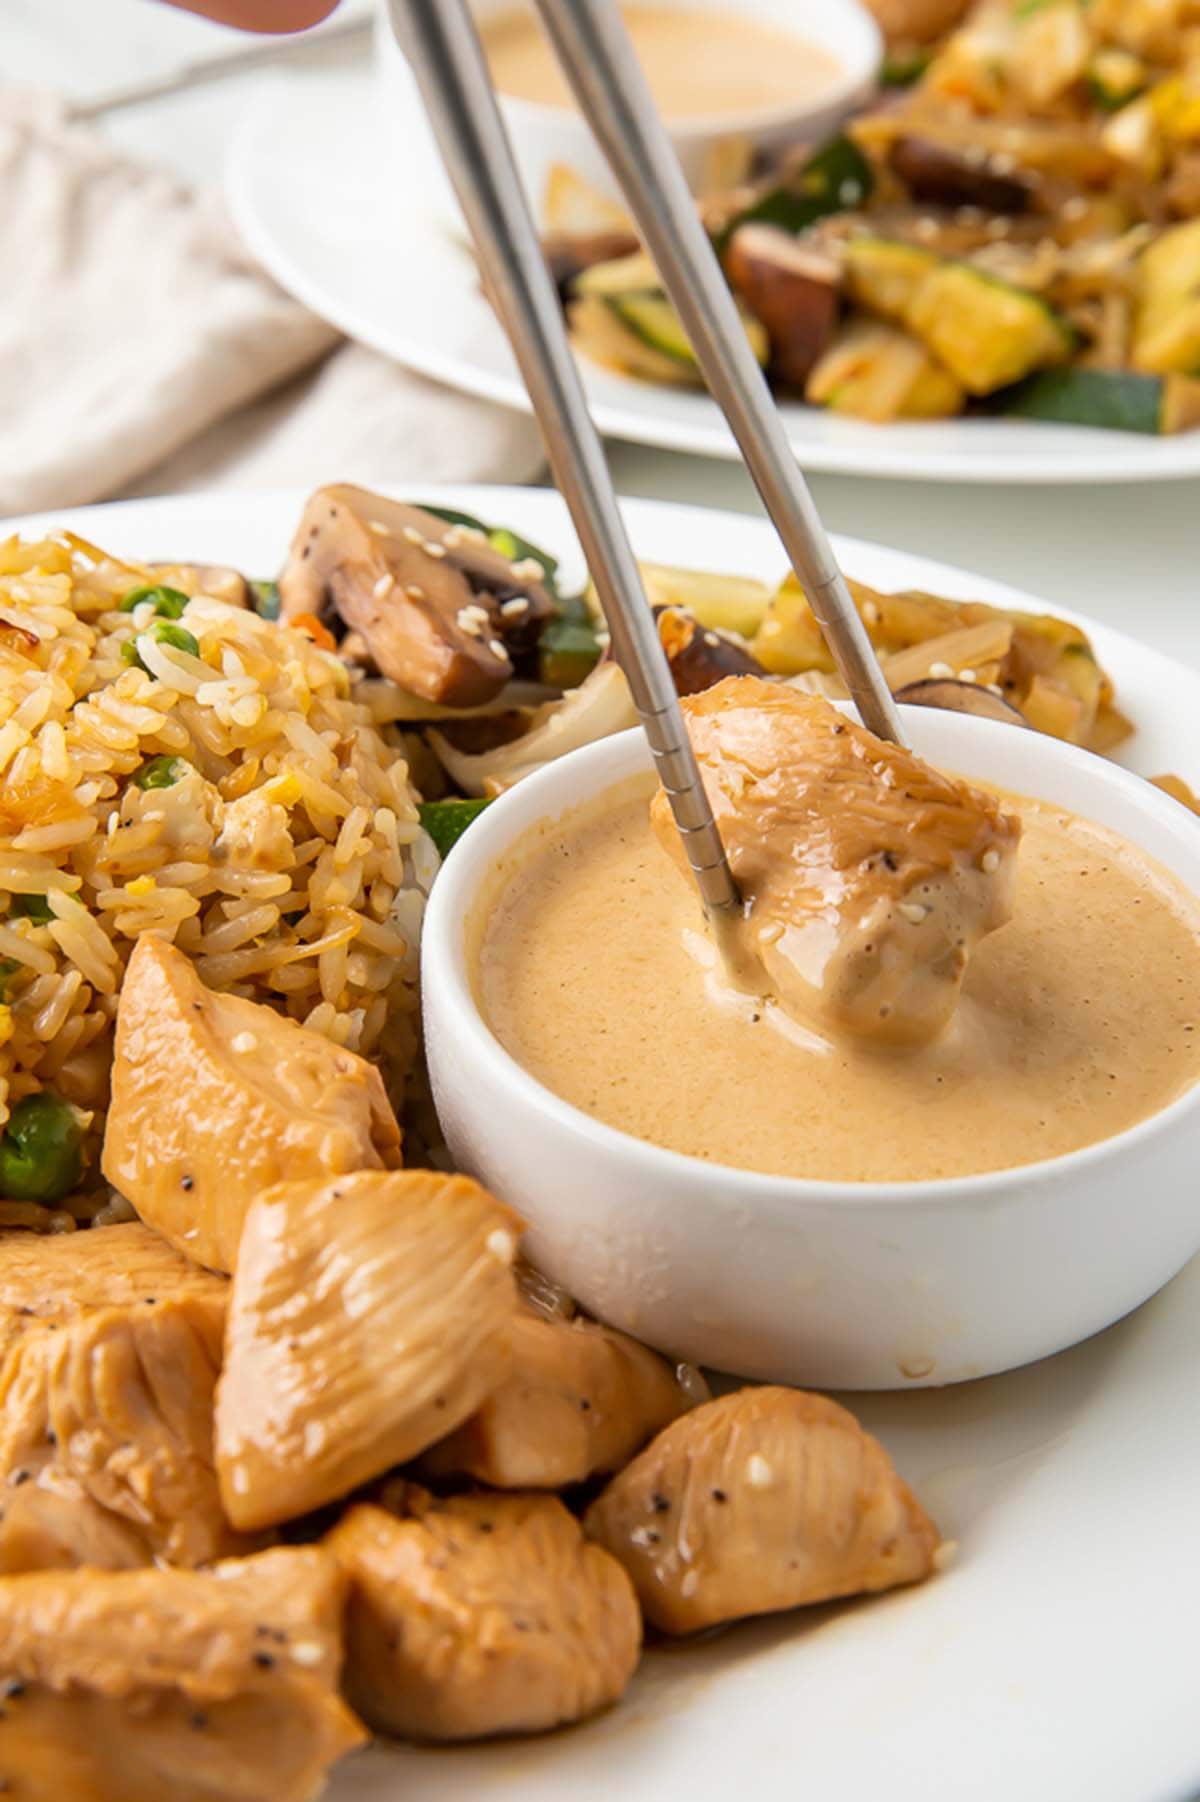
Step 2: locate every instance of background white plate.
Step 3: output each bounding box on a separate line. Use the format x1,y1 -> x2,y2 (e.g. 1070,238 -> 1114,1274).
227,59 -> 1200,488
7,485 -> 1199,1802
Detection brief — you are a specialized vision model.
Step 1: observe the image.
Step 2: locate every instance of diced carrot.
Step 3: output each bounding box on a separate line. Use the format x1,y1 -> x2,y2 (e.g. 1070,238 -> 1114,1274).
291,612 -> 337,653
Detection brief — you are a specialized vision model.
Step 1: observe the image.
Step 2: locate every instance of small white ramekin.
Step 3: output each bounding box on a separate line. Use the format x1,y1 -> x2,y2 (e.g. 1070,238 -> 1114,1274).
377,0 -> 883,231
423,708 -> 1200,1390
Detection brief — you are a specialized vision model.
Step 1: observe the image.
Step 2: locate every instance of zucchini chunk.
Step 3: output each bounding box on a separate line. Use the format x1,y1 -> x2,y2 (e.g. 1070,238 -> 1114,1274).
1132,219 -> 1200,377
998,367 -> 1191,434
571,252 -> 768,379
844,238 -> 940,323
905,264 -> 1072,395
806,320 -> 964,422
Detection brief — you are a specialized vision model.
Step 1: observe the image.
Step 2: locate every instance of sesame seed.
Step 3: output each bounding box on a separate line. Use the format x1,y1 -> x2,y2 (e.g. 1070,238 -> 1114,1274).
959,668 -> 978,684
746,1454 -> 773,1488
486,1228 -> 516,1265
488,638 -> 507,659
442,526 -> 465,548
861,600 -> 880,625
499,597 -> 529,618
290,1641 -> 325,1667
914,216 -> 939,242
402,525 -> 424,546
990,151 -> 1017,175
509,557 -> 543,582
372,574 -> 394,600
899,901 -> 930,924
680,1570 -> 699,1597
1062,196 -> 1089,221
981,848 -> 1001,874
463,603 -> 490,624
406,584 -> 426,602
629,1525 -> 660,1548
459,524 -> 488,543
928,661 -> 954,679
231,1032 -> 257,1053
423,541 -> 447,560
703,632 -> 721,648
455,609 -> 484,638
369,520 -> 392,537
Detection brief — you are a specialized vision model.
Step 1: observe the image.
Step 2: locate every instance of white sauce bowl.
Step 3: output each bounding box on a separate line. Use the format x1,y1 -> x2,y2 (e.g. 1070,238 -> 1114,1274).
377,0 -> 883,232
423,707 -> 1200,1389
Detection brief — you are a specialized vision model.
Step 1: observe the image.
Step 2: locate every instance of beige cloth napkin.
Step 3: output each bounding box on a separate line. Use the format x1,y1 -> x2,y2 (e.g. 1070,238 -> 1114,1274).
0,93 -> 544,516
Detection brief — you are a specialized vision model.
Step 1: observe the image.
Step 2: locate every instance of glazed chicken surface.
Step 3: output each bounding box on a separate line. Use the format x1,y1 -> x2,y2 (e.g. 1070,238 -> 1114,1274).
103,937 -> 401,1273
0,1549 -> 363,1802
215,1168 -> 522,1530
585,1387 -> 940,1634
651,677 -> 1020,1046
327,1486 -> 641,1741
0,1224 -> 236,1571
420,1308 -> 703,1489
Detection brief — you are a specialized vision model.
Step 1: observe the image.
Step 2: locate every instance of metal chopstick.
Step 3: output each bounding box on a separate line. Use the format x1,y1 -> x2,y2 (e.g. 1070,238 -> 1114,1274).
388,0 -> 741,924
531,0 -> 904,747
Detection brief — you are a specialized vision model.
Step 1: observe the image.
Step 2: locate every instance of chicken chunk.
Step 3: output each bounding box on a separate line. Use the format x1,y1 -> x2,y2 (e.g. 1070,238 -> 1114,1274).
421,1309 -> 703,1489
279,487 -> 555,707
652,677 -> 1020,1046
585,1387 -> 940,1634
0,1220 -> 223,1333
103,937 -> 401,1272
0,1485 -> 150,1576
327,1489 -> 641,1741
0,1290 -> 239,1569
216,1169 -> 521,1531
0,1548 -> 364,1802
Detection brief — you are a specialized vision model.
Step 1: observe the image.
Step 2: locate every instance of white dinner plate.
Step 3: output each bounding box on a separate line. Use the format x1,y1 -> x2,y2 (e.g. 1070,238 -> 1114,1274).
6,485 -> 1199,1802
226,57 -> 1200,488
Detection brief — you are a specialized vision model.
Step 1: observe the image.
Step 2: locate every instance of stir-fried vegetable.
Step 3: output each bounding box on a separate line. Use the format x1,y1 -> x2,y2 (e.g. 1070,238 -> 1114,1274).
117,584 -> 189,619
0,1092 -> 86,1204
418,798 -> 494,858
121,620 -> 201,674
8,893 -> 55,925
133,755 -> 190,791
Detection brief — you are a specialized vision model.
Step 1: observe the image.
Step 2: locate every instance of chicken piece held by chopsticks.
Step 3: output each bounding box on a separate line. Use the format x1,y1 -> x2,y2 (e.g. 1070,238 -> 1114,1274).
651,677 -> 1020,1046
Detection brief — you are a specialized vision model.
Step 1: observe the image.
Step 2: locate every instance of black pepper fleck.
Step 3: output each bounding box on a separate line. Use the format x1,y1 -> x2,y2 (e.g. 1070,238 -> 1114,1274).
711,1488 -> 728,1504
180,1175 -> 194,1192
253,1652 -> 275,1670
651,1493 -> 671,1513
191,1710 -> 209,1731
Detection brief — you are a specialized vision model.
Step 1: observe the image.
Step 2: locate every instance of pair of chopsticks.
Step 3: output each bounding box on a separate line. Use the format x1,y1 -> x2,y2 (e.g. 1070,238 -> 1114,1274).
388,0 -> 902,926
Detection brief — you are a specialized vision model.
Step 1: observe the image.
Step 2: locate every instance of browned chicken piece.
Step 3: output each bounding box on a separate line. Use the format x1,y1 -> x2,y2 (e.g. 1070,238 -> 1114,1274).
0,1485 -> 150,1575
0,1220 -> 223,1333
585,1386 -> 940,1635
0,1290 -> 239,1569
103,937 -> 401,1273
327,1488 -> 641,1741
279,486 -> 556,707
0,1547 -> 364,1802
652,677 -> 1020,1047
216,1169 -> 521,1532
421,1308 -> 703,1489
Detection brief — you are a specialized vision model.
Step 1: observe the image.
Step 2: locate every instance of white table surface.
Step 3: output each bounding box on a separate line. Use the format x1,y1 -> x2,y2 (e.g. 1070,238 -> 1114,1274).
4,0 -> 1198,665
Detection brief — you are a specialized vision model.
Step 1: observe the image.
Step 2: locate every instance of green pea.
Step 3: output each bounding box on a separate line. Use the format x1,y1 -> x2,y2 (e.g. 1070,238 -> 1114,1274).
0,1092 -> 85,1204
8,894 -> 54,925
133,755 -> 189,791
118,584 -> 189,619
122,620 -> 201,675
251,579 -> 281,620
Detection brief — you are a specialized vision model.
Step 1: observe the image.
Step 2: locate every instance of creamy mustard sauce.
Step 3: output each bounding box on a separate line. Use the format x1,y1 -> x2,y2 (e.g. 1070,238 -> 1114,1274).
475,776 -> 1200,1183
479,5 -> 844,120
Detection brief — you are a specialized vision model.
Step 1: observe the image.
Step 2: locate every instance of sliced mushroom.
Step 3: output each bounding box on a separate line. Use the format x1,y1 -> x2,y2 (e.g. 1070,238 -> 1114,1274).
279,486 -> 556,708
888,136 -> 1034,214
895,679 -> 1029,725
656,606 -> 766,697
725,226 -> 842,386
